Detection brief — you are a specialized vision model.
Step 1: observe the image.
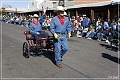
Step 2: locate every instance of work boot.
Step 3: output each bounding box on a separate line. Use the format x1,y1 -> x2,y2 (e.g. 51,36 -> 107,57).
56,63 -> 62,68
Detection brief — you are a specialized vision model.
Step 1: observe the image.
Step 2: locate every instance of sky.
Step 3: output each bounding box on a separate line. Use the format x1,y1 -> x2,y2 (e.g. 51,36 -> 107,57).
1,0 -> 119,8
1,0 -> 31,8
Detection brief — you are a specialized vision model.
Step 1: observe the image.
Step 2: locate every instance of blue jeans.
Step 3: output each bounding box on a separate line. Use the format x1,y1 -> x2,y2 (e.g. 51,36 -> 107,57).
22,21 -> 29,27
31,31 -> 49,40
53,33 -> 68,64
97,33 -> 104,40
15,20 -> 19,24
86,32 -> 95,38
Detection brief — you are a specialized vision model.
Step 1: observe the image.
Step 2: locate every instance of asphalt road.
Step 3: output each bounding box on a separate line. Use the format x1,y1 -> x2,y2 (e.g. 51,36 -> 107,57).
0,22 -> 119,80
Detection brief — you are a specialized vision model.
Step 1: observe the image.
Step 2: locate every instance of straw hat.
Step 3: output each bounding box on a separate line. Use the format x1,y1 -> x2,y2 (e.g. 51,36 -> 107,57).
54,6 -> 65,12
32,14 -> 39,18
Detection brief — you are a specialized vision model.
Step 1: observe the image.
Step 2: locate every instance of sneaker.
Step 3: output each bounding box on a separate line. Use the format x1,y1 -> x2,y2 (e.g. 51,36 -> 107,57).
102,38 -> 106,41
97,39 -> 101,41
87,38 -> 92,39
78,35 -> 82,38
107,41 -> 110,44
56,63 -> 62,68
105,40 -> 109,43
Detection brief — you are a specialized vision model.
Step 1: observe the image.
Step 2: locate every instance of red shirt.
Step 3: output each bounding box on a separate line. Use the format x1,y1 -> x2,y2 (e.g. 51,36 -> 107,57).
57,15 -> 64,25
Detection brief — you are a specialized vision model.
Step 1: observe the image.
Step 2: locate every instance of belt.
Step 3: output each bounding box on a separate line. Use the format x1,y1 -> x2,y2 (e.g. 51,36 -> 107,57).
56,32 -> 66,35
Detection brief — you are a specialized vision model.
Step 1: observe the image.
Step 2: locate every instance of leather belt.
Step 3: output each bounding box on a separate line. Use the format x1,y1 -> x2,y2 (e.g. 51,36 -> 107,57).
56,32 -> 65,35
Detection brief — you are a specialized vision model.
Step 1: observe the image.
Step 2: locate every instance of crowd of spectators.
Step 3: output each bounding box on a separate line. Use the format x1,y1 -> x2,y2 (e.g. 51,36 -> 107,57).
0,14 -> 52,29
70,15 -> 120,45
1,14 -> 120,46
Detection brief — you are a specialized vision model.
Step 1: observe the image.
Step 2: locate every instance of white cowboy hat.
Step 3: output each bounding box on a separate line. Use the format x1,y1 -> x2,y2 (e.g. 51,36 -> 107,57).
64,11 -> 67,16
54,6 -> 65,12
32,14 -> 39,18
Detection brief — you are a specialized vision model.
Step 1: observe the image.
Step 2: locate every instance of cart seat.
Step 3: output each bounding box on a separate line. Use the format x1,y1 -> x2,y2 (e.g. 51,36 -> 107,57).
24,31 -> 48,40
23,31 -> 31,35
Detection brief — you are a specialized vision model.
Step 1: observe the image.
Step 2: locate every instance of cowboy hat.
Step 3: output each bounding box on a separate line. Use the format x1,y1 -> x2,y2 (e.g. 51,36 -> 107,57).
64,11 -> 67,16
32,14 -> 39,18
54,6 -> 65,12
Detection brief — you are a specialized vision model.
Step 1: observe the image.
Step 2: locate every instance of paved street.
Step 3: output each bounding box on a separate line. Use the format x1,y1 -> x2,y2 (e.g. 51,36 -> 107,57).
0,22 -> 119,80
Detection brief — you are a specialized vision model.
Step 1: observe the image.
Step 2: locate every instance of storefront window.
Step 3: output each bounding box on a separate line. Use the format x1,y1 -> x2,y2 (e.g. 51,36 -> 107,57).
32,2 -> 34,6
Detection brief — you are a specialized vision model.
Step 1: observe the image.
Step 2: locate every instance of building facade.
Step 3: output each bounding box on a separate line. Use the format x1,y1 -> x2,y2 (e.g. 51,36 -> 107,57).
73,0 -> 110,5
28,0 -> 75,10
28,0 -> 111,10
28,0 -> 51,10
28,0 -> 38,10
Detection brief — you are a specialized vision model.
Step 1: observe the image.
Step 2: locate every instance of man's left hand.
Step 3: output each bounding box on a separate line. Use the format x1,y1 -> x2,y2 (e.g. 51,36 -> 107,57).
67,33 -> 71,38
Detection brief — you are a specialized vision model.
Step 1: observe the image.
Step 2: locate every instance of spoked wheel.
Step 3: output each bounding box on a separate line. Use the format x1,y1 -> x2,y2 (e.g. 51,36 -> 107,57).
23,42 -> 30,58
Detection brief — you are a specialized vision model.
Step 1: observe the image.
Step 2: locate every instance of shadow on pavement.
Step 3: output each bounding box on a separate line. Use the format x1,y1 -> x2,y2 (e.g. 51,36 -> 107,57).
102,53 -> 120,64
30,49 -> 56,65
100,43 -> 118,52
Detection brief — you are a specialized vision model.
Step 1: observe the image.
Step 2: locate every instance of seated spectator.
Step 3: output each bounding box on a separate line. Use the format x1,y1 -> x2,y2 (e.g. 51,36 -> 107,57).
70,21 -> 75,36
14,17 -> 20,24
96,25 -> 104,41
78,26 -> 88,38
86,25 -> 95,39
103,20 -> 110,43
109,20 -> 120,42
10,17 -> 14,24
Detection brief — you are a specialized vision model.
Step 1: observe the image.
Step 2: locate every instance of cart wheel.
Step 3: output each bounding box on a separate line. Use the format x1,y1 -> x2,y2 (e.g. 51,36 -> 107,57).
23,42 -> 30,58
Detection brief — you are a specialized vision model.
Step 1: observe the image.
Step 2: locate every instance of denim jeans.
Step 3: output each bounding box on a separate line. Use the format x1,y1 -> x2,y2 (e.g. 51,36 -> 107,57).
22,21 -> 29,27
86,32 -> 95,38
53,33 -> 68,64
97,33 -> 104,40
31,31 -> 49,40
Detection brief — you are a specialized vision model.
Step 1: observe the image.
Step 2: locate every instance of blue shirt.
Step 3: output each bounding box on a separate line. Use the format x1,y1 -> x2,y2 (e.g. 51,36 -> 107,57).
49,16 -> 71,34
82,18 -> 88,27
29,15 -> 45,34
103,21 -> 109,29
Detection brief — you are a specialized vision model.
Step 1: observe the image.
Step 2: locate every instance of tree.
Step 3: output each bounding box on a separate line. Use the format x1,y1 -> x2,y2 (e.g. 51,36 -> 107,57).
0,7 -> 6,15
1,4 -> 13,15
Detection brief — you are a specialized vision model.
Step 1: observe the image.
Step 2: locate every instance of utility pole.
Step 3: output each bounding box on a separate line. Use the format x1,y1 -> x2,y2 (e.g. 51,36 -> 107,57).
118,2 -> 119,20
15,8 -> 17,16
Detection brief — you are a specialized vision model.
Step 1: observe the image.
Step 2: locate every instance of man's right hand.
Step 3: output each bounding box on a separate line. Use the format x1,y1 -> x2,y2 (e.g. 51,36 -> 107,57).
54,33 -> 59,39
43,8 -> 46,14
36,32 -> 40,34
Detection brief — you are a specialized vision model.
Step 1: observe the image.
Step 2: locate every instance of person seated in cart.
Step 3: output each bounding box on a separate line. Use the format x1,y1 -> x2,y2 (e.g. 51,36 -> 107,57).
28,8 -> 49,43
